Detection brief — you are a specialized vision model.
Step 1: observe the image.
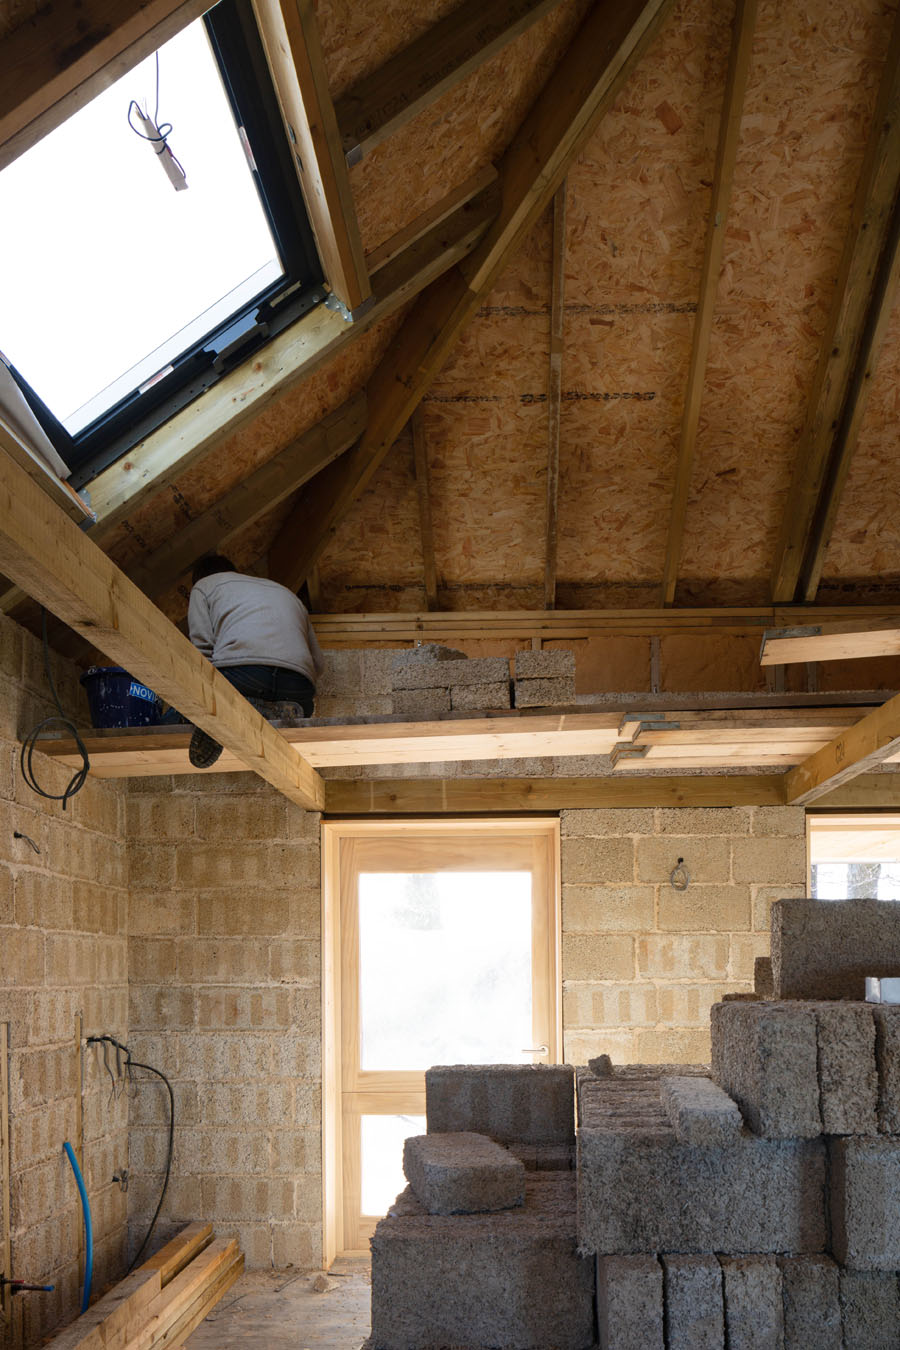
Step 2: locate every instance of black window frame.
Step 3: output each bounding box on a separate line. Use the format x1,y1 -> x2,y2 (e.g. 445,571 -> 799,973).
7,0 -> 325,490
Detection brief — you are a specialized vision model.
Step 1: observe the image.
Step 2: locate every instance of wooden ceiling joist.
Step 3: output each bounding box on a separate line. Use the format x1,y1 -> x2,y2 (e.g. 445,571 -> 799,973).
0,0 -> 207,170
659,0 -> 758,606
410,410 -> 439,610
543,182 -> 567,610
761,620 -> 900,665
785,689 -> 900,804
269,0 -> 676,593
770,8 -> 900,605
252,0 -> 370,313
128,393 -> 367,600
334,0 -> 565,164
0,447 -> 324,812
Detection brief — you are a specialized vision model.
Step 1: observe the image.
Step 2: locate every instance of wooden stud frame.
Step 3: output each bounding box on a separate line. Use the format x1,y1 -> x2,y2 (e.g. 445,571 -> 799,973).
321,818 -> 561,1260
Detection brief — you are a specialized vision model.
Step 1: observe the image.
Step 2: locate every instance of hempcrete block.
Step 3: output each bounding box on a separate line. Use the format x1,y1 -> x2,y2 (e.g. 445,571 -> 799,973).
710,1000 -> 821,1138
873,1004 -> 900,1133
660,1074 -> 743,1146
391,687 -> 450,718
369,1172 -> 594,1350
813,1001 -> 878,1135
450,680 -> 510,710
662,1255 -> 724,1350
771,896 -> 900,1000
514,650 -> 575,680
830,1137 -> 900,1269
392,656 -> 509,691
577,1074 -> 826,1256
719,1257 -> 783,1350
754,956 -> 774,997
778,1256 -> 842,1350
513,676 -> 575,707
839,1269 -> 900,1349
402,1132 -> 525,1214
426,1064 -> 575,1145
597,1254 -> 664,1350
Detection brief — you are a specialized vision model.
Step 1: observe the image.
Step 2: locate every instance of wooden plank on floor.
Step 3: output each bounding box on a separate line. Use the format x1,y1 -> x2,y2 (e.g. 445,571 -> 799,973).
43,1270 -> 161,1350
136,1223 -> 213,1288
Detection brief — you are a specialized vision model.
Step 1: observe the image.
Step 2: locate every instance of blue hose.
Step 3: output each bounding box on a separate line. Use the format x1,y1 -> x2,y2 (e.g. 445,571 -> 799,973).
63,1142 -> 92,1313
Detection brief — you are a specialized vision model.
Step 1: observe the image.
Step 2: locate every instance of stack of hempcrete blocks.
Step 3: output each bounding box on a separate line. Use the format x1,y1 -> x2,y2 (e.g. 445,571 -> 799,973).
513,649 -> 576,706
366,1065 -> 593,1350
579,896 -> 900,1350
390,644 -> 512,717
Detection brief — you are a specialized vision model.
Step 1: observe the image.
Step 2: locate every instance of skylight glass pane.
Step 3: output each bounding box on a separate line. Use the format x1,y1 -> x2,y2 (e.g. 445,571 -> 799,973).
0,15 -> 283,435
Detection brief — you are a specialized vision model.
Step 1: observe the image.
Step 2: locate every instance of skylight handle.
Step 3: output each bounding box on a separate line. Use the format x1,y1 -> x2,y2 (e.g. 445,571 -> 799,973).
132,108 -> 187,191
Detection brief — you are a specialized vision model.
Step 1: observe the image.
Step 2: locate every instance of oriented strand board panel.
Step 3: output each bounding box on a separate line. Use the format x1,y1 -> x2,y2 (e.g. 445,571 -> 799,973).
677,0 -> 895,600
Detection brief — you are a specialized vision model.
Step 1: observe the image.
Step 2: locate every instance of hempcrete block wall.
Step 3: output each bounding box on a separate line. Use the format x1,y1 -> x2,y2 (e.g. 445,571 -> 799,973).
560,807 -> 807,1064
125,771 -> 322,1271
0,613 -> 129,1349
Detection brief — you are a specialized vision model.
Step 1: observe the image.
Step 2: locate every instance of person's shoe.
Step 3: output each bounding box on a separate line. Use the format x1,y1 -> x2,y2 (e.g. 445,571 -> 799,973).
189,726 -> 223,768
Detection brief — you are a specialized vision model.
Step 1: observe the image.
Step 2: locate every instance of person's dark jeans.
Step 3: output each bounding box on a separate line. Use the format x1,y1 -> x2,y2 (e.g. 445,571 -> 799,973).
163,665 -> 315,723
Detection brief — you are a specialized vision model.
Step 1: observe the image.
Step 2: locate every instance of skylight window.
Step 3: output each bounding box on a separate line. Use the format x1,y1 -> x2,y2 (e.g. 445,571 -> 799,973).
0,0 -> 323,483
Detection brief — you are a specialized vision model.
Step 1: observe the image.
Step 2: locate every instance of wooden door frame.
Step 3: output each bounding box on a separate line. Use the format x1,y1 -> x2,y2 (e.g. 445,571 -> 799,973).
320,816 -> 561,1263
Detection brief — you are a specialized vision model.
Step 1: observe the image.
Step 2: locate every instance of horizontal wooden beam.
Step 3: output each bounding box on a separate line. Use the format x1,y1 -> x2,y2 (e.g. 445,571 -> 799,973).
308,605 -> 900,645
324,774 -> 790,812
39,711 -> 625,777
0,0 -> 206,169
128,393 -> 367,599
785,690 -> 900,804
761,621 -> 900,666
334,0 -> 564,163
0,445 -> 324,811
811,774 -> 900,809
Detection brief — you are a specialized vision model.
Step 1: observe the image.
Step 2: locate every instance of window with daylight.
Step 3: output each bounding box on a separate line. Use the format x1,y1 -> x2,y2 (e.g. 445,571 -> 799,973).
809,815 -> 900,900
0,0 -> 323,486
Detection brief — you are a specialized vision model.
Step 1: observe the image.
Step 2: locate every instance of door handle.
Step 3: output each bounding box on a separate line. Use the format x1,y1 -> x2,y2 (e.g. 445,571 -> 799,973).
521,1045 -> 549,1054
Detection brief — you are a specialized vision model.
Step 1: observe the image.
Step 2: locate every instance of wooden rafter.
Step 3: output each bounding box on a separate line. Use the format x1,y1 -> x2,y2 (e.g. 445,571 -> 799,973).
325,775 -> 790,811
771,9 -> 900,603
544,182 -> 567,609
659,0 -> 758,606
785,690 -> 900,804
128,394 -> 367,600
252,0 -> 370,312
0,446 -> 324,811
411,410 -> 439,609
0,178 -> 498,619
760,620 -> 900,666
334,0 -> 565,164
268,0 -> 675,593
0,0 -> 207,169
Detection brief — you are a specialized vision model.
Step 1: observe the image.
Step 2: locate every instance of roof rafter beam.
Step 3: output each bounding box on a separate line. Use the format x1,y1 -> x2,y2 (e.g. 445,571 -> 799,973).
268,0 -> 676,593
335,0 -> 566,164
543,181 -> 567,609
785,689 -> 900,804
771,9 -> 900,604
410,409 -> 439,610
0,446 -> 324,812
660,0 -> 758,606
0,0 -> 207,170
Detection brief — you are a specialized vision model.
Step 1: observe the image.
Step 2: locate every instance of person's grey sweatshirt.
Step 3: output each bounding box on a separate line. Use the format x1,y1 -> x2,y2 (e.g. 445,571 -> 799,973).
188,572 -> 325,684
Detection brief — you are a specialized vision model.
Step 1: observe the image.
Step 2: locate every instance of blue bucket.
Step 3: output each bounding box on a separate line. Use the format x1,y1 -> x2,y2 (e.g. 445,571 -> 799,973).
80,667 -> 162,729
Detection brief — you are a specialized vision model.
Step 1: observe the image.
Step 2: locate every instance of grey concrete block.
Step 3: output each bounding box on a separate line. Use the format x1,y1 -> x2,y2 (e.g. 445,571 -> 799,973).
660,1074 -> 743,1147
369,1172 -> 594,1350
514,650 -> 576,680
392,656 -> 509,690
426,1064 -> 575,1146
391,644 -> 465,671
597,1254 -> 664,1350
778,1255 -> 842,1350
873,1004 -> 900,1133
577,1074 -> 826,1256
449,681 -> 510,711
719,1256 -> 783,1350
509,1143 -> 575,1171
813,1001 -> 878,1135
839,1269 -> 900,1350
514,676 -> 576,707
662,1254 -> 724,1350
754,955 -> 774,997
710,1000 -> 821,1138
402,1132 -> 525,1215
772,897 -> 900,1000
830,1136 -> 900,1269
391,687 -> 451,717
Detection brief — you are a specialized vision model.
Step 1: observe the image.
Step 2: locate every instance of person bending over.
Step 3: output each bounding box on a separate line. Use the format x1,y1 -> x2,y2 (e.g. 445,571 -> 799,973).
186,555 -> 325,768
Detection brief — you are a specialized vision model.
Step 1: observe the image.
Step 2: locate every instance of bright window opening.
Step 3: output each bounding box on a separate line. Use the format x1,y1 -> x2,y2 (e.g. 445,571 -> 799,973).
809,815 -> 900,900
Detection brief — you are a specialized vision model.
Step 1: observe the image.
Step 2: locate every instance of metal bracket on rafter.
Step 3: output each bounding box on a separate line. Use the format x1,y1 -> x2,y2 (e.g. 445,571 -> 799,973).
324,292 -> 377,324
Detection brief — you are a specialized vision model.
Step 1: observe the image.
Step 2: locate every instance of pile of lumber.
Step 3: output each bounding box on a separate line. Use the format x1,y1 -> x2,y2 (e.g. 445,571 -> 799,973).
47,1222 -> 243,1349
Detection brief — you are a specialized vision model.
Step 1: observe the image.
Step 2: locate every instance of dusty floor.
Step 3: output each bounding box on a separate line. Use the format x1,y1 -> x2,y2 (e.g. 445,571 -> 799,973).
185,1255 -> 371,1349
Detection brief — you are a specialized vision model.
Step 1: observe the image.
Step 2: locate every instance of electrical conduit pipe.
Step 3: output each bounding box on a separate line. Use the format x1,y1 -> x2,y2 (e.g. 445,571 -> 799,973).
63,1142 -> 93,1313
